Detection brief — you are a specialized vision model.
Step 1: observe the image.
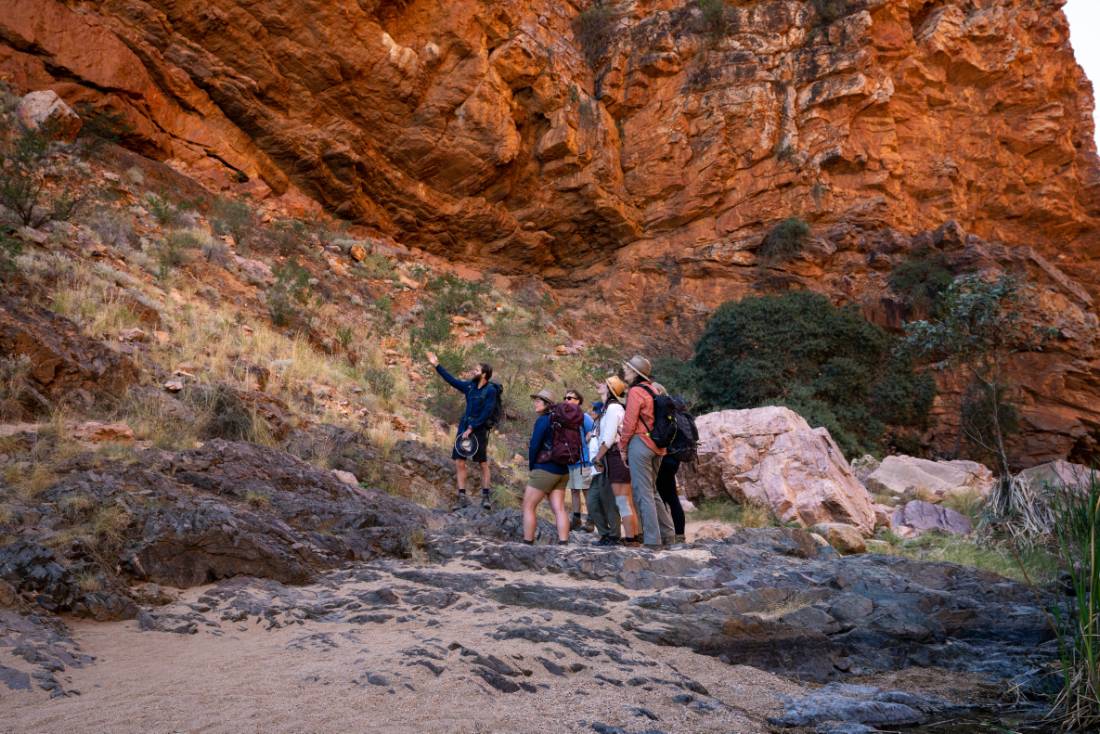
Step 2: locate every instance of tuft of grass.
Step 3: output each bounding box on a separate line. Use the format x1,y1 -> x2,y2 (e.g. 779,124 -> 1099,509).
875,529 -> 1060,585
77,572 -> 103,593
59,493 -> 96,520
692,498 -> 777,528
1048,470 -> 1100,729
941,489 -> 986,524
92,505 -> 131,546
244,491 -> 271,510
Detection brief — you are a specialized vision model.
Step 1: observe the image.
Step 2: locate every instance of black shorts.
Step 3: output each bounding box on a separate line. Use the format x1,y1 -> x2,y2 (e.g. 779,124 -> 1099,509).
452,427 -> 489,463
604,446 -> 631,484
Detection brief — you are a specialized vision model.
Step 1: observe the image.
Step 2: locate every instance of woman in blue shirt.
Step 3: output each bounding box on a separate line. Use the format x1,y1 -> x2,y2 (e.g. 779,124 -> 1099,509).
522,389 -> 570,545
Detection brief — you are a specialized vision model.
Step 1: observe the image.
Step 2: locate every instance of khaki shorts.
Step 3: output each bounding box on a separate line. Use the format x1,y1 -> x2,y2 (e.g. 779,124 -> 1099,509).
528,469 -> 568,493
568,465 -> 593,491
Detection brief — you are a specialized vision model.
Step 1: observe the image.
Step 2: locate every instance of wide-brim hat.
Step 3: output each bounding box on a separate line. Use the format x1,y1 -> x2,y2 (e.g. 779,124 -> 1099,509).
605,375 -> 627,400
530,388 -> 555,404
455,433 -> 480,458
621,355 -> 652,382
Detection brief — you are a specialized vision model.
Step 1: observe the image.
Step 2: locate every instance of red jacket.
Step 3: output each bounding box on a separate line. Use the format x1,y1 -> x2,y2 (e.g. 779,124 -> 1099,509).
619,383 -> 666,456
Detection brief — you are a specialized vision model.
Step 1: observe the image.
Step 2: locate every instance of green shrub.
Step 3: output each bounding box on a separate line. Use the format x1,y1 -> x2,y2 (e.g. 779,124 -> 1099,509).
758,217 -> 809,264
156,229 -> 203,279
691,291 -> 934,456
356,253 -> 397,281
811,0 -> 852,24
265,219 -> 307,257
362,365 -> 396,398
888,249 -> 953,314
211,197 -> 254,250
0,227 -> 20,280
267,259 -> 312,329
0,117 -> 86,228
145,193 -> 179,227
575,3 -> 615,69
698,0 -> 730,37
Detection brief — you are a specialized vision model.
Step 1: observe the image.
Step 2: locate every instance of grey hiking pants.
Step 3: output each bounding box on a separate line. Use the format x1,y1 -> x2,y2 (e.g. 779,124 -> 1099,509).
586,467 -> 620,540
627,435 -> 675,546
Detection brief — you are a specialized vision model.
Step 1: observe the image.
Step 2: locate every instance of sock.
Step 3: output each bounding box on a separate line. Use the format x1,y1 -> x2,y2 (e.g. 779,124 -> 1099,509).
572,512 -> 580,518
458,489 -> 467,495
522,539 -> 534,545
480,487 -> 490,495
557,539 -> 569,545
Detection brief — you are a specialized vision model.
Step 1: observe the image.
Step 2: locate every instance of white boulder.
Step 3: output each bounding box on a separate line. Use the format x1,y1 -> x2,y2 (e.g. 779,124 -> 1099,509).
686,407 -> 876,535
865,455 -> 994,503
17,90 -> 82,141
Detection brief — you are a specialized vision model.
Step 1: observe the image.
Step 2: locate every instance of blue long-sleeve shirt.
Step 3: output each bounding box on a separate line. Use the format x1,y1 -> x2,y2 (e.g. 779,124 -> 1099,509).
435,364 -> 499,433
569,413 -> 595,470
528,413 -> 567,474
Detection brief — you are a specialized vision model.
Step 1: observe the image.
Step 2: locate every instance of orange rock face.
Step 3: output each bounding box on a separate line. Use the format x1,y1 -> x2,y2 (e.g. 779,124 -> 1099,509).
1,0 -> 1097,464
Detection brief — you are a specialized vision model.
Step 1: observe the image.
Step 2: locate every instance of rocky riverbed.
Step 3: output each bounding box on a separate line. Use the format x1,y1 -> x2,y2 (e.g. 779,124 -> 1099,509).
1,444 -> 1060,733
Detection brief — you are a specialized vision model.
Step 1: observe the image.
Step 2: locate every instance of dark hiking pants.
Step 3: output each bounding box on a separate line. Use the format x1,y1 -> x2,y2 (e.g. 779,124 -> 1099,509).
656,455 -> 685,536
586,467 -> 620,540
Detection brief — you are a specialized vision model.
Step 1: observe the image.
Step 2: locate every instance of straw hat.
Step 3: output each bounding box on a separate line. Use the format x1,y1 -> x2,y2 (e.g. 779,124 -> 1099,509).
530,388 -> 555,404
621,355 -> 652,381
605,375 -> 627,400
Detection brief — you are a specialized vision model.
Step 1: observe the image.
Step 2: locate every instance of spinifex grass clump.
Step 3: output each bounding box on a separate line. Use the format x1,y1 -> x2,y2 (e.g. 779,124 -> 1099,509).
1050,469 -> 1100,730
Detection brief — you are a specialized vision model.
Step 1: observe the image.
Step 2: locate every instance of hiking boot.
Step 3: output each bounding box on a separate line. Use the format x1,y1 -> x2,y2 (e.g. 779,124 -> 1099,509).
593,536 -> 619,547
480,490 -> 492,510
570,515 -> 583,531
582,518 -> 596,533
620,537 -> 641,548
674,533 -> 687,544
451,493 -> 470,511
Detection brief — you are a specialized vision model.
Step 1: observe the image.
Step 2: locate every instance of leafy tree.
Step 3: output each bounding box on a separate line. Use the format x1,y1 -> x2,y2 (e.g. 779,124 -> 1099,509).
903,274 -> 1054,510
690,291 -> 933,457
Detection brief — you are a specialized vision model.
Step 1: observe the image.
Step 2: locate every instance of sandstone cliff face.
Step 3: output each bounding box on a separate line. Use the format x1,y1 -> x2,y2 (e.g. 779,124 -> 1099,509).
1,0 -> 1098,465
3,0 -> 1096,271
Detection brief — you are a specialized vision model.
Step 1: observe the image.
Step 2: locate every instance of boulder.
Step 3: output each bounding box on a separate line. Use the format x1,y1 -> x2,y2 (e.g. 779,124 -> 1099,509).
865,455 -> 994,503
16,90 -> 82,141
891,500 -> 973,539
812,523 -> 866,555
688,408 -> 876,535
1016,460 -> 1096,493
0,295 -> 137,411
70,421 -> 134,443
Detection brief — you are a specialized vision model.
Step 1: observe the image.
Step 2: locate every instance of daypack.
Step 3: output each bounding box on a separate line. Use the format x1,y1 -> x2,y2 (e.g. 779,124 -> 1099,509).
637,384 -> 679,450
484,382 -> 504,431
666,396 -> 699,463
538,402 -> 584,465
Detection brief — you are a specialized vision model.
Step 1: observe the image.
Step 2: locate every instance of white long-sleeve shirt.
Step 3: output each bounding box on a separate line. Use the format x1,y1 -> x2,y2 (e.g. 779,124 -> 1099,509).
598,402 -> 625,451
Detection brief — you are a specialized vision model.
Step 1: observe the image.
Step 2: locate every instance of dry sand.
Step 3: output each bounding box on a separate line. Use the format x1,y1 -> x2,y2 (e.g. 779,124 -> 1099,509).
3,560 -> 801,734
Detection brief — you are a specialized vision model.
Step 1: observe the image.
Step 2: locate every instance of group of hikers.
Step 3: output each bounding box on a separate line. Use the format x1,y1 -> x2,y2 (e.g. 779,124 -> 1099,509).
426,352 -> 697,548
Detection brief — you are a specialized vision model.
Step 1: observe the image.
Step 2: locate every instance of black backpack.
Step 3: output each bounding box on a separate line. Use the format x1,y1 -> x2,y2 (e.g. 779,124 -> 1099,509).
484,382 -> 504,431
666,396 -> 699,463
637,384 -> 679,449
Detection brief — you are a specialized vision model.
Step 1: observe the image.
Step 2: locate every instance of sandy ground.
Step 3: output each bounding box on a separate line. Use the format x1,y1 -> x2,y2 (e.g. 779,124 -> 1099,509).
3,559 -> 802,734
